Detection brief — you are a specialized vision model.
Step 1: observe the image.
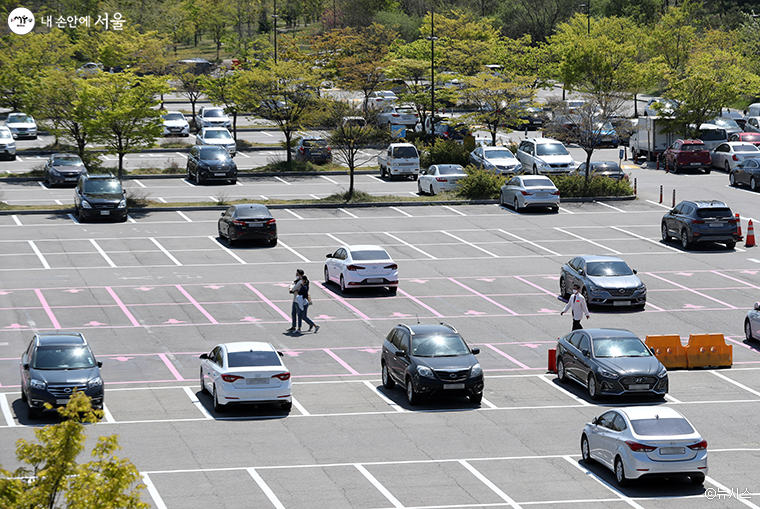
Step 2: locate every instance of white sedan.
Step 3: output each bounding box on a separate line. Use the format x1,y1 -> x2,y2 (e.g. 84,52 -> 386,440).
418,164 -> 466,195
581,406 -> 707,487
376,105 -> 419,129
500,175 -> 560,212
162,111 -> 190,137
199,342 -> 292,412
196,127 -> 236,157
324,245 -> 398,294
711,141 -> 759,172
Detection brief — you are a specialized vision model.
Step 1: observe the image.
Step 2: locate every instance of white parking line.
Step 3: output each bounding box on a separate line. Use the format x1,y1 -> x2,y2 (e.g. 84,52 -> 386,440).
68,213 -> 79,223
150,237 -> 182,266
610,226 -> 681,252
558,206 -> 575,214
274,176 -> 290,186
38,181 -> 46,189
0,393 -> 16,427
101,403 -> 115,423
326,233 -> 347,245
321,175 -> 339,184
563,456 -> 647,509
459,460 -> 522,509
706,475 -> 760,508
236,152 -> 250,158
711,371 -> 760,398
339,208 -> 359,218
133,179 -> 146,188
554,227 -> 621,254
498,229 -> 561,256
260,195 -> 269,200
597,202 -> 626,213
182,179 -> 194,186
367,175 -> 385,183
11,215 -> 21,226
664,394 -> 682,404
354,464 -> 405,508
647,273 -> 737,309
284,209 -> 303,220
176,211 -> 193,222
646,199 -> 672,210
277,239 -> 311,263
157,197 -> 167,203
441,231 -> 499,257
291,397 -> 310,416
363,380 -> 406,412
480,397 -> 498,409
443,205 -> 467,216
537,374 -> 593,406
310,194 -> 319,199
390,206 -> 412,217
90,239 -> 117,267
209,236 -> 247,264
384,232 -> 437,259
142,474 -> 168,509
247,468 -> 287,509
28,240 -> 50,269
127,215 -> 137,223
54,200 -> 62,205
175,152 -> 188,159
182,386 -> 213,419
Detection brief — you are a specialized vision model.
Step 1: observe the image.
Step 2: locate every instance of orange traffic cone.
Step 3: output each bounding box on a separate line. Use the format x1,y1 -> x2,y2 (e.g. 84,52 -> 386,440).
747,220 -> 756,248
736,213 -> 744,240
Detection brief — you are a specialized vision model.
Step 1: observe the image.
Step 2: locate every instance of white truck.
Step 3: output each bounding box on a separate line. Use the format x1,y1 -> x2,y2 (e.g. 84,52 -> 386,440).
628,116 -> 678,162
378,143 -> 420,180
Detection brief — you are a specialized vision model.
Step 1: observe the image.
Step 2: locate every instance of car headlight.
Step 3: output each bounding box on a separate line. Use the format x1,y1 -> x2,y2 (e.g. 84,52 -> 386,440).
470,363 -> 482,377
514,162 -> 522,171
87,377 -> 103,388
81,200 -> 92,209
417,366 -> 434,378
657,366 -> 667,378
537,160 -> 549,168
50,168 -> 61,176
637,283 -> 646,291
597,367 -> 619,379
586,281 -> 601,292
117,199 -> 126,208
30,379 -> 46,390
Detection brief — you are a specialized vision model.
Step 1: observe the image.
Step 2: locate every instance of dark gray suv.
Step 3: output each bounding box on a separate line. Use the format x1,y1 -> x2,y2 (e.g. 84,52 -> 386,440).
20,332 -> 104,418
187,145 -> 237,184
74,173 -> 128,222
380,323 -> 483,405
661,200 -> 739,250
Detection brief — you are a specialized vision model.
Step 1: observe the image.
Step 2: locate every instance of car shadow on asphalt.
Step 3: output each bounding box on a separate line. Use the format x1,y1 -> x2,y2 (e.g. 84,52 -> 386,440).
572,458 -> 706,497
497,204 -> 558,215
372,383 -> 483,412
195,391 -> 290,420
214,236 -> 275,249
546,377 -> 667,407
318,282 -> 397,299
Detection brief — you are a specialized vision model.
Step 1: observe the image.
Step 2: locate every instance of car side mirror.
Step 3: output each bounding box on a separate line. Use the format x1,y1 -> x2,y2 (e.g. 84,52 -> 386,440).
471,348 -> 480,355
221,212 -> 225,217
199,353 -> 209,360
395,350 -> 406,357
277,351 -> 284,357
650,347 -> 656,355
578,269 -> 584,276
633,269 -> 637,274
97,361 -> 103,368
23,363 -> 29,370
581,349 -> 589,357
326,253 -> 333,258
755,302 -> 760,311
592,416 -> 598,425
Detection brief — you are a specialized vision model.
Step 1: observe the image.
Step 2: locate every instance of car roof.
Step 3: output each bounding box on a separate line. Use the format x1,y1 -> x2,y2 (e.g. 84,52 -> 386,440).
404,324 -> 458,335
83,173 -> 118,180
519,175 -> 553,182
617,406 -> 684,421
163,110 -> 184,115
577,255 -> 625,263
35,332 -> 86,346
432,164 -> 464,170
345,244 -> 389,252
681,199 -> 729,208
233,204 -> 271,214
202,127 -> 229,131
725,141 -> 758,147
674,139 -> 704,144
222,341 -> 276,353
529,137 -> 563,144
578,328 -> 639,339
51,153 -> 81,158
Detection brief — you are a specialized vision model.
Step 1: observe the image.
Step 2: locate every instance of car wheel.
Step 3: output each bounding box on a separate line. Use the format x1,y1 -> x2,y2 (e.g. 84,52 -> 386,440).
187,169 -> 193,181
551,205 -> 559,213
281,401 -> 292,411
230,179 -> 237,185
614,457 -> 630,487
726,241 -> 736,250
704,168 -> 711,174
218,226 -> 225,240
324,266 -> 330,285
213,385 -> 224,412
725,161 -> 731,173
581,287 -> 590,306
27,403 -> 39,420
499,191 -> 505,207
752,176 -> 758,192
559,276 -> 569,299
417,180 -> 425,195
412,175 -> 418,181
382,362 -> 395,389
200,369 -> 209,394
661,222 -> 671,242
406,377 -> 419,405
227,233 -> 236,247
746,319 -> 755,341
340,275 -> 347,293
20,388 -> 27,402
587,373 -> 598,400
581,435 -> 593,464
557,358 -> 567,383
532,165 -> 538,175
690,473 -> 705,485
469,392 -> 483,404
429,183 -> 437,195
730,173 -> 737,186
681,229 -> 690,249
269,237 -> 277,247
388,286 -> 397,295
513,197 -> 521,211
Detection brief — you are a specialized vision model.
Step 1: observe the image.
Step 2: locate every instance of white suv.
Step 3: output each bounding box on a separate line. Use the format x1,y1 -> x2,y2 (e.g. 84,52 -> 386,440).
516,138 -> 575,175
194,106 -> 232,131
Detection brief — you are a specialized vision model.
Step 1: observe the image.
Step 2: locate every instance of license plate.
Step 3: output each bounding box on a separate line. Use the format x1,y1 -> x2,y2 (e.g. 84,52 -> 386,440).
613,300 -> 630,306
246,378 -> 269,385
660,447 -> 685,455
628,383 -> 649,390
247,222 -> 263,227
690,162 -> 702,165
367,278 -> 383,283
56,399 -> 69,405
100,210 -> 110,215
214,173 -> 226,176
709,223 -> 724,227
444,383 -> 465,390
65,178 -> 77,181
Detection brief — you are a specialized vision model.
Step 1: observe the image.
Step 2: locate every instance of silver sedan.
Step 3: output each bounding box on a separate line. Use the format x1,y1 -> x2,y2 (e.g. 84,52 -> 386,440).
499,175 -> 559,212
746,302 -> 760,341
711,142 -> 759,172
417,164 -> 466,195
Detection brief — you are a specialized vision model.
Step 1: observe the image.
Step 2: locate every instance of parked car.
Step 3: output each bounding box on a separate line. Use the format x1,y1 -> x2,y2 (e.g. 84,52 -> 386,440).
377,105 -> 419,129
556,328 -> 668,400
380,322 -> 484,405
5,112 -> 37,139
417,164 -> 466,195
199,341 -> 292,412
519,106 -> 549,130
367,90 -> 398,108
341,116 -> 367,128
294,137 -> 332,164
572,161 -> 628,181
74,173 -> 128,222
76,62 -> 103,76
608,117 -> 635,145
218,204 -> 277,246
711,141 -> 760,172
580,407 -> 707,486
324,245 -> 398,294
728,132 -> 760,146
644,97 -> 678,117
663,139 -> 711,174
697,125 -> 728,151
729,157 -> 760,191
500,175 -> 560,212
161,111 -> 190,137
469,145 -> 522,175
20,332 -> 104,418
43,153 -> 86,186
721,110 -> 746,129
744,116 -> 760,133
516,138 -> 575,175
196,127 -> 236,157
434,123 -> 468,142
746,302 -> 760,341
559,255 -> 646,307
194,106 -> 231,130
0,126 -> 16,160
378,143 -> 420,180
186,145 -> 237,184
708,117 -> 742,136
661,199 -> 739,250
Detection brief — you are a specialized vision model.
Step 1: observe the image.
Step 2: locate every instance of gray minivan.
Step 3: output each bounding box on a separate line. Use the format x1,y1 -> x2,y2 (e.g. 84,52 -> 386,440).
697,124 -> 728,151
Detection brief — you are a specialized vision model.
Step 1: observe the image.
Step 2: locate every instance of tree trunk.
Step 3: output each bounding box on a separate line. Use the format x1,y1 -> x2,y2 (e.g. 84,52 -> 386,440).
285,131 -> 292,163
118,153 -> 125,180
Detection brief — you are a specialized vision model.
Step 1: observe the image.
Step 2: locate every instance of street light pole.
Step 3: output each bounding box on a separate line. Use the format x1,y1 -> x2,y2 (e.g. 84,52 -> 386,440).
273,0 -> 279,64
579,2 -> 590,35
426,10 -> 438,144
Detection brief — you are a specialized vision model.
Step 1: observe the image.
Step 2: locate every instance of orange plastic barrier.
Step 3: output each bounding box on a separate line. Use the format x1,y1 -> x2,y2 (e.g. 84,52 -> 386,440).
645,335 -> 688,369
548,348 -> 557,373
685,334 -> 732,368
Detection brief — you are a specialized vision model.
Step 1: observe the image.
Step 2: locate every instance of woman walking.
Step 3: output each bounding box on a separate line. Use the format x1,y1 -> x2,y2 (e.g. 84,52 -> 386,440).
297,275 -> 319,333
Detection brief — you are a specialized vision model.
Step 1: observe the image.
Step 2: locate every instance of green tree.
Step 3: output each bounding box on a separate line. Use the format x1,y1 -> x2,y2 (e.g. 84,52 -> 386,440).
645,0 -> 699,83
200,73 -> 242,139
79,73 -> 168,179
98,28 -> 171,76
497,0 -> 580,44
420,10 -> 499,76
199,0 -> 235,60
0,392 -> 148,509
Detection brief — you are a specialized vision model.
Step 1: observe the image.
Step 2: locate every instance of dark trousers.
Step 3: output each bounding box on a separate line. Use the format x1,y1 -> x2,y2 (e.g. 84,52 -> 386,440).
572,319 -> 583,331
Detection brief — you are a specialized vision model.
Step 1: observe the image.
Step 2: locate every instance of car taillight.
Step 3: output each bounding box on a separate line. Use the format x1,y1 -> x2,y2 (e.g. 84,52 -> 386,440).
436,177 -> 448,182
384,264 -> 398,270
733,155 -> 739,161
625,441 -> 656,452
392,114 -> 400,117
326,147 -> 331,152
221,374 -> 243,383
265,218 -> 276,225
272,372 -> 291,381
691,219 -> 705,224
299,147 -> 305,154
232,219 -> 246,227
688,440 -> 707,451
728,218 -> 738,224
346,264 -> 365,271
551,190 -> 560,195
521,191 -> 534,196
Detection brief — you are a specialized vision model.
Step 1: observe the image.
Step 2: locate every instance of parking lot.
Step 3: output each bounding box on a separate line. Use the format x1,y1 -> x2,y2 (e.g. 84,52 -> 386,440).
1,190 -> 760,508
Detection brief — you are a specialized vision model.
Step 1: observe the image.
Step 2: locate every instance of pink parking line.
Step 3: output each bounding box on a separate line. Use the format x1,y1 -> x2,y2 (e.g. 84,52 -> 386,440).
646,273 -> 738,309
244,283 -> 290,321
712,271 -> 760,290
175,285 -> 218,324
158,353 -> 185,381
513,276 -> 557,297
105,287 -> 141,327
484,344 -> 532,370
448,278 -> 519,316
34,289 -> 60,329
396,288 -> 444,318
322,349 -> 361,375
313,282 -> 371,321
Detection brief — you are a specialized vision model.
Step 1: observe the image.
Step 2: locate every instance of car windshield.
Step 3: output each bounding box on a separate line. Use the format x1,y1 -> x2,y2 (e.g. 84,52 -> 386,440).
227,350 -> 281,368
484,149 -> 515,159
696,207 -> 732,219
84,180 -> 122,194
53,156 -> 83,166
8,114 -> 32,123
411,334 -> 470,357
679,144 -> 705,151
199,147 -> 230,159
438,165 -> 465,175
592,337 -> 651,358
733,144 -> 759,152
303,140 -> 327,147
586,261 -> 633,276
536,144 -> 568,156
351,249 -> 391,261
630,418 -> 694,436
393,147 -> 418,158
699,129 -> 726,141
204,109 -> 225,118
204,130 -> 231,140
32,345 -> 96,369
594,122 -> 614,130
163,113 -> 185,121
522,178 -> 552,188
0,130 -> 10,139
713,118 -> 740,129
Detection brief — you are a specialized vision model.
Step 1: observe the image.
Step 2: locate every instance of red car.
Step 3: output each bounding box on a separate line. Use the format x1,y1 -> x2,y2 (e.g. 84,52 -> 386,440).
729,132 -> 760,146
663,139 -> 711,174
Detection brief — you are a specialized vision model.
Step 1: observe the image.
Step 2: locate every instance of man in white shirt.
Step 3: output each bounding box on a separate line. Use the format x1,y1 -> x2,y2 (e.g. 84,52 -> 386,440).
561,284 -> 590,330
286,269 -> 304,332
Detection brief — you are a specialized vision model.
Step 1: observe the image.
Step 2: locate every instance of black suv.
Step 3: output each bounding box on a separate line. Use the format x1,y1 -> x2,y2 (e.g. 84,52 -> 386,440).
381,323 -> 483,405
662,200 -> 739,250
20,332 -> 104,418
74,173 -> 128,222
187,145 -> 238,184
